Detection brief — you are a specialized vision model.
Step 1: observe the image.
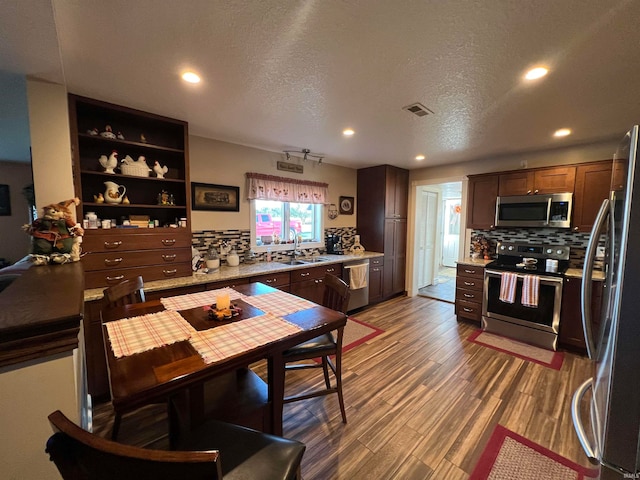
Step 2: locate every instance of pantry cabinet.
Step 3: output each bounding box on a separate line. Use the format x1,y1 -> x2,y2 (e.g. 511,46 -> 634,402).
357,165 -> 409,301
68,94 -> 192,288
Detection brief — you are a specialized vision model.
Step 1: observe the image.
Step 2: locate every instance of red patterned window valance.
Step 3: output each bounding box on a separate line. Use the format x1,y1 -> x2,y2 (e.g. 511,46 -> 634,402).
246,173 -> 328,204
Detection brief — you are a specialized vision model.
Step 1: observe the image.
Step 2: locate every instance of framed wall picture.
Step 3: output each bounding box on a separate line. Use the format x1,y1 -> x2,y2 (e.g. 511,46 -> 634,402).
0,184 -> 10,216
191,182 -> 240,212
339,196 -> 354,215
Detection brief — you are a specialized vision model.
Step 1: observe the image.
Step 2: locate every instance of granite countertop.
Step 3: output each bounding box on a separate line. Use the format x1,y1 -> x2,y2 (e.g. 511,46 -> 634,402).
456,257 -> 494,267
84,251 -> 383,302
565,268 -> 605,280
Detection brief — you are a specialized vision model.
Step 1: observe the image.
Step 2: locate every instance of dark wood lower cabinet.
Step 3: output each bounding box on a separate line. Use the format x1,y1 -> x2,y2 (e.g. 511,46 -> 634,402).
369,263 -> 384,304
454,264 -> 485,324
559,277 -> 603,353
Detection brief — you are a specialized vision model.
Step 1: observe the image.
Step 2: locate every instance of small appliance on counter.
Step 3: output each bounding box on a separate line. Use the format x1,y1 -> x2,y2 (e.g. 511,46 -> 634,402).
326,234 -> 344,254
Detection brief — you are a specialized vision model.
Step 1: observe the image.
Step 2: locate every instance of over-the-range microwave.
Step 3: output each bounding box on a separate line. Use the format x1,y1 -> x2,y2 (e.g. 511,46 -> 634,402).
495,192 -> 573,228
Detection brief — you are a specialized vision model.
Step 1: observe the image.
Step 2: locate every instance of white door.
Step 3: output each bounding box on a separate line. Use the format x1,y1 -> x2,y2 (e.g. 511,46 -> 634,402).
442,198 -> 461,267
417,190 -> 438,288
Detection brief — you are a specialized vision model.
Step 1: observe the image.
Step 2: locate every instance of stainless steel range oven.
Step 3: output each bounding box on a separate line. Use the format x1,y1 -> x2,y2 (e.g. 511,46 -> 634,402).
482,242 -> 570,350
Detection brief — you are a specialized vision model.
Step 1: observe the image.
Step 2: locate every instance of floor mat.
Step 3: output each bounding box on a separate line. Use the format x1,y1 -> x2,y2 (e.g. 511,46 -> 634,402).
468,330 -> 564,370
470,424 -> 598,480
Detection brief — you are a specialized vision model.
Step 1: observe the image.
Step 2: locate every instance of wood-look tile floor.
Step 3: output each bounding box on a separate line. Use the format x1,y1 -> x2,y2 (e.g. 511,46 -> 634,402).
93,295 -> 594,479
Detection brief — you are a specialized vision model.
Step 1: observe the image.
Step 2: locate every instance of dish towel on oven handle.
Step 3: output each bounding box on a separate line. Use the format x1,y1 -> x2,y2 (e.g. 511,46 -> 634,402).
521,274 -> 540,308
499,272 -> 518,304
348,264 -> 368,290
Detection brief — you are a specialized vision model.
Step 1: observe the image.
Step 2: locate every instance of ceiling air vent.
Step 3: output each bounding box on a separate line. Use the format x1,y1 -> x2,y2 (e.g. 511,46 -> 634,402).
403,102 -> 434,117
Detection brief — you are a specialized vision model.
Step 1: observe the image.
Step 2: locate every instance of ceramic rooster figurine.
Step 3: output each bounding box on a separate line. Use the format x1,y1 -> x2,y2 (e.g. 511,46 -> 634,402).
98,151 -> 118,174
153,161 -> 168,178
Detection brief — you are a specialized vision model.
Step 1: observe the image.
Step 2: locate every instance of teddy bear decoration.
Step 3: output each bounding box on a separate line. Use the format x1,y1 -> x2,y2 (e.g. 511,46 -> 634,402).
23,197 -> 85,265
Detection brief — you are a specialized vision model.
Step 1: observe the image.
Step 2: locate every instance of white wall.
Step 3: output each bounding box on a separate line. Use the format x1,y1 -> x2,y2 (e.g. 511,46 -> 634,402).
27,79 -> 75,217
189,135 -> 358,232
0,353 -> 78,480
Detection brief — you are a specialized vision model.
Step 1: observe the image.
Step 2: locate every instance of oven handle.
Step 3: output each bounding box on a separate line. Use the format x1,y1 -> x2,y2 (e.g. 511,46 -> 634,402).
581,198 -> 610,359
484,269 -> 563,285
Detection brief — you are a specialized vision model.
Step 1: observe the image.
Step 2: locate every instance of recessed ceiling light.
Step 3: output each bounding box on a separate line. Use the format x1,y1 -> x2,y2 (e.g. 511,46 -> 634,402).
182,71 -> 201,84
415,154 -> 425,161
554,128 -> 572,137
524,67 -> 549,80
343,128 -> 355,137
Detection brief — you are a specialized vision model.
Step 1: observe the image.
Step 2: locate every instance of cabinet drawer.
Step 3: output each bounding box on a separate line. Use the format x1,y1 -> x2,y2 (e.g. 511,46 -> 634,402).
456,275 -> 483,291
84,262 -> 192,289
456,264 -> 484,279
456,287 -> 482,302
290,264 -> 342,283
455,300 -> 482,323
82,230 -> 191,252
82,247 -> 192,271
370,257 -> 384,267
252,272 -> 291,289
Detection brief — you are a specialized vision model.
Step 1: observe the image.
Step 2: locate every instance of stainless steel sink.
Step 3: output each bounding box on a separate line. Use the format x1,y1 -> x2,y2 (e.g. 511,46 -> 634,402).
278,260 -> 307,265
300,256 -> 330,263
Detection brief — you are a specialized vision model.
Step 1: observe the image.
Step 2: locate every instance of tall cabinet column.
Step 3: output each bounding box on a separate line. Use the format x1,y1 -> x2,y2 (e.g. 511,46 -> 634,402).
357,165 -> 409,302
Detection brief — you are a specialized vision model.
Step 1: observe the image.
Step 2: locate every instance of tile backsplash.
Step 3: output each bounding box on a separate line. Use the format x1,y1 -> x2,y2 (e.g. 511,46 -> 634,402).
471,228 -> 601,269
192,227 -> 357,264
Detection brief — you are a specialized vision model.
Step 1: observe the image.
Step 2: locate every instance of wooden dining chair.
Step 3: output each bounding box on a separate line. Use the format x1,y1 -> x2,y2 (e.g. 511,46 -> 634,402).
101,276 -> 146,440
282,274 -> 350,423
103,276 -> 145,308
46,409 -> 305,480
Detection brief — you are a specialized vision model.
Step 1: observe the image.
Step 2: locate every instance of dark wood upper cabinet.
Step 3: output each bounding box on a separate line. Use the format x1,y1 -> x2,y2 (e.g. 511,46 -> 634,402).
498,171 -> 534,196
498,166 -> 575,196
572,160 -> 613,232
466,174 -> 499,229
533,166 -> 576,194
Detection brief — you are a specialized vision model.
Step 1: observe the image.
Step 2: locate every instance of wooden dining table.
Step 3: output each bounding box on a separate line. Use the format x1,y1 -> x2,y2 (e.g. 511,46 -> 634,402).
100,282 -> 347,438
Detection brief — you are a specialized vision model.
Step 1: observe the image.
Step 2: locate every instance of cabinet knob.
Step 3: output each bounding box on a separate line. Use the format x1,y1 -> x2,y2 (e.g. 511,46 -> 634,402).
265,278 -> 277,283
534,189 -> 539,194
464,281 -> 475,286
104,240 -> 123,249
463,307 -> 474,313
527,190 -> 532,195
464,269 -> 475,274
162,254 -> 177,261
463,293 -> 475,298
104,257 -> 123,265
301,272 -> 310,277
573,226 -> 579,231
106,275 -> 125,283
162,238 -> 177,246
162,269 -> 178,276
326,268 -> 335,272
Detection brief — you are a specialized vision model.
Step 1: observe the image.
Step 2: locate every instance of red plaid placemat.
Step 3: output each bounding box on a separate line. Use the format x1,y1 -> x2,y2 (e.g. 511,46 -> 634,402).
189,313 -> 303,364
160,287 -> 243,311
241,290 -> 316,317
106,310 -> 195,358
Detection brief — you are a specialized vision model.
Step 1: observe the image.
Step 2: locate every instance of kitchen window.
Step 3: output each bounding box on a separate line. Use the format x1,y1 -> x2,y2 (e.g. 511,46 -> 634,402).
246,172 -> 327,252
251,200 -> 323,250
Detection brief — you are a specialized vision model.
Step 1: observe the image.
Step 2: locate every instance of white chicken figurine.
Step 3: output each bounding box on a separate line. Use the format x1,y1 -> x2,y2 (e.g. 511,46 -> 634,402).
121,155 -> 152,172
153,161 -> 168,179
98,151 -> 118,174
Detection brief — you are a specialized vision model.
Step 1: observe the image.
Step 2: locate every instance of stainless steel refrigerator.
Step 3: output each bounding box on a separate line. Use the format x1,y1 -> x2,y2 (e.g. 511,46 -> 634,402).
572,125 -> 640,479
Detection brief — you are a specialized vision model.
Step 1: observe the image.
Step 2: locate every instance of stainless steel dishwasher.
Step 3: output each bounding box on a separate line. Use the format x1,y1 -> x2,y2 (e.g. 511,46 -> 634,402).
343,258 -> 369,311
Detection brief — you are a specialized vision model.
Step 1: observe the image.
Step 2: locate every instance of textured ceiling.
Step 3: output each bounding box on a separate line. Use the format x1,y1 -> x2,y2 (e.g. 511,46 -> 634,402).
1,0 -> 639,169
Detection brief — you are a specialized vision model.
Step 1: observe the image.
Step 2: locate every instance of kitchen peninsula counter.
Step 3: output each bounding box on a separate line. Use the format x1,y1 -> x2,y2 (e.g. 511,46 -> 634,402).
84,251 -> 383,302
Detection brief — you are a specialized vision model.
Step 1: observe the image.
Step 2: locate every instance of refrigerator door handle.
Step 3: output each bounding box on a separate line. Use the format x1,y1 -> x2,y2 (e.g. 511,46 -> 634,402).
571,377 -> 598,461
581,198 -> 610,359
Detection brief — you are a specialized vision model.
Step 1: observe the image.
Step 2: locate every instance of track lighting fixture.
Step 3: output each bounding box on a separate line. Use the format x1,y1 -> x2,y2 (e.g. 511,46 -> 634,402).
282,148 -> 324,164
